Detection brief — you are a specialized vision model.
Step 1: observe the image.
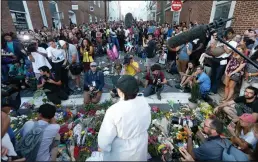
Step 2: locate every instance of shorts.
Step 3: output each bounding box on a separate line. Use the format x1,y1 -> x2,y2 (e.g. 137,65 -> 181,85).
145,56 -> 158,67
68,70 -> 79,79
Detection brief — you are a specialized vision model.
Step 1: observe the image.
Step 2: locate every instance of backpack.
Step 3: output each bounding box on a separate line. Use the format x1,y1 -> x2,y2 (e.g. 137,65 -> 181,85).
16,121 -> 49,162
69,63 -> 83,75
215,139 -> 249,161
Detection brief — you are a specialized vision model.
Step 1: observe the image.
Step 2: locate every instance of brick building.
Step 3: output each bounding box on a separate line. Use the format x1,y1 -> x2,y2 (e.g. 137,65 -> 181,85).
155,1 -> 258,34
1,1 -> 108,33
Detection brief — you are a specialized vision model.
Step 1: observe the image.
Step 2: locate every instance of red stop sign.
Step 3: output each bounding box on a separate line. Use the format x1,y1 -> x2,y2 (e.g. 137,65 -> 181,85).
171,0 -> 182,12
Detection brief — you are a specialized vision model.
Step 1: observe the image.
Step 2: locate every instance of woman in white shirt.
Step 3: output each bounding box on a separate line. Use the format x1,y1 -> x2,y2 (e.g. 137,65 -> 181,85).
228,113 -> 257,150
98,75 -> 151,161
27,42 -> 52,79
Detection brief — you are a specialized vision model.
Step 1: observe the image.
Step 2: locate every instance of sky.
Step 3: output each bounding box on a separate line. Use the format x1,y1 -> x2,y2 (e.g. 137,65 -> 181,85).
120,1 -> 146,16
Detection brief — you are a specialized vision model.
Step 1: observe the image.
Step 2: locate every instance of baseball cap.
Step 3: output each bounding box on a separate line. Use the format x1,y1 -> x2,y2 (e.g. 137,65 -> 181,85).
116,75 -> 139,95
58,40 -> 66,47
239,113 -> 256,123
90,62 -> 97,66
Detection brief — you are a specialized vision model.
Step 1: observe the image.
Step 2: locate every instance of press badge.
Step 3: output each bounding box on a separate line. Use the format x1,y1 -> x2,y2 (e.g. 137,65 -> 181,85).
92,81 -> 96,87
220,60 -> 227,65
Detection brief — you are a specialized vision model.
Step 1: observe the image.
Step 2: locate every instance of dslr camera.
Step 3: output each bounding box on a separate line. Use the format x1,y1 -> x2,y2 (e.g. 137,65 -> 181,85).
42,75 -> 49,81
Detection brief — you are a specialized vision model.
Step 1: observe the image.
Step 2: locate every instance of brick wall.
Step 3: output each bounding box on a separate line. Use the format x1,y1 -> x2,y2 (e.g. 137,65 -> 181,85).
231,1 -> 258,34
1,1 -> 16,33
165,10 -> 173,24
56,1 -> 72,26
27,1 -> 44,30
179,1 -> 213,25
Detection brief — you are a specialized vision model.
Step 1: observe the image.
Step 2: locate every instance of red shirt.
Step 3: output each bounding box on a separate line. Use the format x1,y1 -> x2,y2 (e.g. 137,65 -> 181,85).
145,71 -> 165,85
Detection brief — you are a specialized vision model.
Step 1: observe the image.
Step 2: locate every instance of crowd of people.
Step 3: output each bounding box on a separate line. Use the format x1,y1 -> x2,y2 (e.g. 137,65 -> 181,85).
1,18 -> 258,161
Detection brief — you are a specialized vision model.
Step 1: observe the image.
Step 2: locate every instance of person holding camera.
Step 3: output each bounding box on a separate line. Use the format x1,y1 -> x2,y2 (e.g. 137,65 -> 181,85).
58,40 -> 82,92
144,64 -> 167,100
37,66 -> 68,105
83,62 -> 104,105
122,54 -> 140,76
185,117 -> 225,161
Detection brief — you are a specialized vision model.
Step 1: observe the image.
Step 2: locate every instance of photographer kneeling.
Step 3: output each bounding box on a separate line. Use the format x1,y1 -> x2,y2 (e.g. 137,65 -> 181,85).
37,66 -> 68,105
84,62 -> 104,104
144,64 -> 167,100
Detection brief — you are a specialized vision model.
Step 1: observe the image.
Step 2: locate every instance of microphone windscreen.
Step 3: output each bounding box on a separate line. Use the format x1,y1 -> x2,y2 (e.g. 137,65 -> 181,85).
167,25 -> 208,48
125,13 -> 133,29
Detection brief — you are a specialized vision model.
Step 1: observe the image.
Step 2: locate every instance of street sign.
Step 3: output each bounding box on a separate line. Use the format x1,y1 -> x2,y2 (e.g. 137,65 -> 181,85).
72,5 -> 78,10
171,0 -> 183,12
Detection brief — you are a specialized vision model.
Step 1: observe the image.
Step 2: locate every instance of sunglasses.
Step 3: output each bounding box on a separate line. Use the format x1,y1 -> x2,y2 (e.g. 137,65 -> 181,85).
91,65 -> 97,67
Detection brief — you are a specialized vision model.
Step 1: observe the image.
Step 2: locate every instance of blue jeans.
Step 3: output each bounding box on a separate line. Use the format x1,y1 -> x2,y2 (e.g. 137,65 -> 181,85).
144,85 -> 164,97
111,37 -> 120,51
211,64 -> 226,94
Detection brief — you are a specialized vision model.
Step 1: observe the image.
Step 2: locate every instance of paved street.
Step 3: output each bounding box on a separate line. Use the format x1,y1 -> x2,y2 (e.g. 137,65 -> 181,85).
20,52 -> 191,111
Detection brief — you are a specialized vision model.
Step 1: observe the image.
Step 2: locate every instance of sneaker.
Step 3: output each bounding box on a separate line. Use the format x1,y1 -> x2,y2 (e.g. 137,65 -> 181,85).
77,87 -> 82,91
175,84 -> 182,89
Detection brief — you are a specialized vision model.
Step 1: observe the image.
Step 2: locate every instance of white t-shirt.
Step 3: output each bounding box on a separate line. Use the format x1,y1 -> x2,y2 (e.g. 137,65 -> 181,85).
159,53 -> 167,65
29,47 -> 52,73
46,46 -> 65,63
216,40 -> 237,65
240,129 -> 258,148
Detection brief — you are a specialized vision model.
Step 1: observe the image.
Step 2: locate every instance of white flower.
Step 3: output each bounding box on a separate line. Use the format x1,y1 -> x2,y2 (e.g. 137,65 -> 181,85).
10,117 -> 17,122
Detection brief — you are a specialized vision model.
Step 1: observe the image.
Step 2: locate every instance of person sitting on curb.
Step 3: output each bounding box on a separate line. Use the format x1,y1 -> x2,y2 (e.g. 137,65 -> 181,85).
214,86 -> 258,123
84,62 -> 104,104
188,65 -> 211,103
144,64 -> 167,100
37,66 -> 68,105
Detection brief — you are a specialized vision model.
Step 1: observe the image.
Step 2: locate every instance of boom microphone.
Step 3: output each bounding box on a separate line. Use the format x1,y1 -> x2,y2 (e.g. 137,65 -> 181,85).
167,25 -> 209,48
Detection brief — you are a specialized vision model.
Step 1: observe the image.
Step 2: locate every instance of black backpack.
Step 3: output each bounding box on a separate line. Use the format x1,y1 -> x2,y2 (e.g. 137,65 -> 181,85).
69,63 -> 83,75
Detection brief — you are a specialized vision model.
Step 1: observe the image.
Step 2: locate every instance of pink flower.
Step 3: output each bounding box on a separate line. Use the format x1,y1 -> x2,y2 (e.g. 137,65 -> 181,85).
152,106 -> 159,113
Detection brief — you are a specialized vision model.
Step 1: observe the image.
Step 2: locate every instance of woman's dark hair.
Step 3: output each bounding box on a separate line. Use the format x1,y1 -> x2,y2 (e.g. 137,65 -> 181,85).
3,33 -> 12,38
27,42 -> 37,53
243,37 -> 255,47
81,38 -> 92,49
250,50 -> 258,61
187,61 -> 195,69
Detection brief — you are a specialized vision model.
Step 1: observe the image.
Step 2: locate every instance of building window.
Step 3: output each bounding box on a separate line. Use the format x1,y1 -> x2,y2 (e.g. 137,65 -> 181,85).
98,1 -> 101,7
89,14 -> 92,23
210,1 -> 235,27
94,1 -> 96,5
8,1 -> 30,31
95,16 -> 97,22
213,1 -> 231,21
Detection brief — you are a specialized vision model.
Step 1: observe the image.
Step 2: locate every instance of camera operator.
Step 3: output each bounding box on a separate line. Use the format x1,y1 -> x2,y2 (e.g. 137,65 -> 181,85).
144,64 -> 167,100
123,54 -> 140,76
58,40 -> 82,92
84,62 -> 104,104
46,39 -> 71,94
27,42 -> 52,80
37,66 -> 68,105
184,117 -> 225,161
